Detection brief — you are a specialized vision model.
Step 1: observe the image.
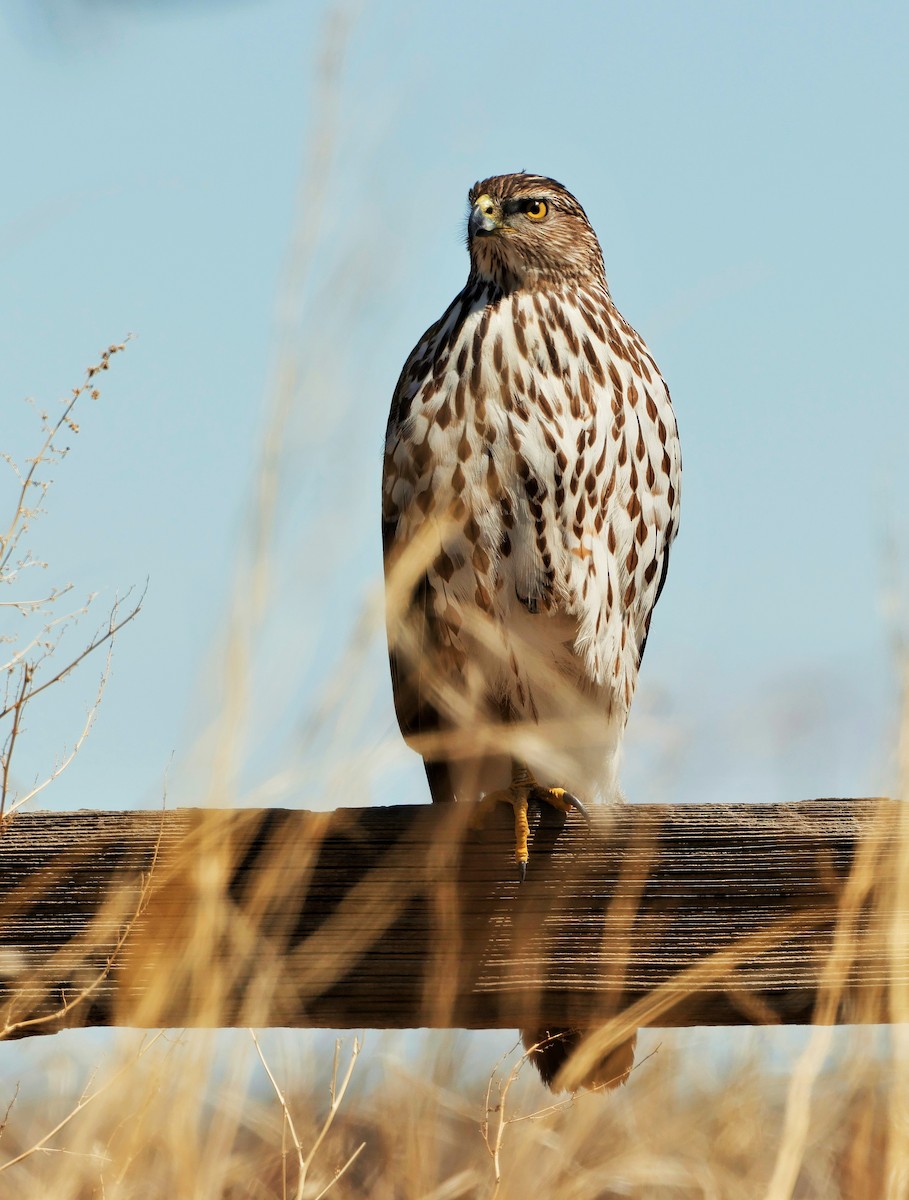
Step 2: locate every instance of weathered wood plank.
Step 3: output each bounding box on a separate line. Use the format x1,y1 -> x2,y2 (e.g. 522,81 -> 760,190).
0,799 -> 903,1039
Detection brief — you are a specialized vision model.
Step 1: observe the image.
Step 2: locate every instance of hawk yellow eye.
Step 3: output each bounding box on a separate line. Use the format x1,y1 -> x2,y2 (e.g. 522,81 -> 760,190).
524,200 -> 548,220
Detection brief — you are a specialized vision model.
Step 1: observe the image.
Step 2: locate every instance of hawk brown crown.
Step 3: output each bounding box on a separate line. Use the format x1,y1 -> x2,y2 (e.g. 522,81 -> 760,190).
382,173 -> 681,1088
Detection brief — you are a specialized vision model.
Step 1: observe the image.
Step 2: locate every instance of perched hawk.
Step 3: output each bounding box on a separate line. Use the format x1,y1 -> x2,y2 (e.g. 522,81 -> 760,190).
382,173 -> 681,1088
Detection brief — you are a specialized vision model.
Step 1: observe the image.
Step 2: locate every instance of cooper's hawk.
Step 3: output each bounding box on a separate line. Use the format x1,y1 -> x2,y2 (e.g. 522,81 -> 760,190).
382,173 -> 680,1089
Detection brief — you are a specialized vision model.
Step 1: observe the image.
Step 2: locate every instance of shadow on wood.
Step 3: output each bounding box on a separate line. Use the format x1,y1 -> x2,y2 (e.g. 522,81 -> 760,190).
0,799 -> 901,1040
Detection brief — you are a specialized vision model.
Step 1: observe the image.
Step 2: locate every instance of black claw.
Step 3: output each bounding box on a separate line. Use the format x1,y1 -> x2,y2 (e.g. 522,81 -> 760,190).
518,860 -> 527,883
562,792 -> 590,823
527,787 -> 590,824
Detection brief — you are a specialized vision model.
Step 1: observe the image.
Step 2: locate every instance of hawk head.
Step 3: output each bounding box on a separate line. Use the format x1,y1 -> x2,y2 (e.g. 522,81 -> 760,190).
466,173 -> 606,292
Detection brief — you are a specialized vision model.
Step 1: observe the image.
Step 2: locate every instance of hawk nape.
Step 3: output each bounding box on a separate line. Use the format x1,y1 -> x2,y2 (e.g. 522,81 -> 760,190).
382,173 -> 680,1091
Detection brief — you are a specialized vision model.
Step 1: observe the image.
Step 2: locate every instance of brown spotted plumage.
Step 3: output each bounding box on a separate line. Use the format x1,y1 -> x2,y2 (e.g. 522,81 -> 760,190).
382,173 -> 681,1089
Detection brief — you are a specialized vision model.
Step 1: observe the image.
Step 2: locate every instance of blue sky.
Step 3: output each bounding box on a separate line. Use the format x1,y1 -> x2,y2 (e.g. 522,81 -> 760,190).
2,0 -> 908,819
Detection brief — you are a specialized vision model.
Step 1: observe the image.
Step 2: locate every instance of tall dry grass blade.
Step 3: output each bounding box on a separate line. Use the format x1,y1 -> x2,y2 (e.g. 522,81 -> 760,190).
249,1029 -> 305,1200
883,663 -> 909,1198
764,801 -> 890,1199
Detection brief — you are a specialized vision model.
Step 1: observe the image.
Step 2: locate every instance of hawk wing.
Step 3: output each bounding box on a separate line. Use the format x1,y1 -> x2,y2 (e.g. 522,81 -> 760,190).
382,313 -> 458,803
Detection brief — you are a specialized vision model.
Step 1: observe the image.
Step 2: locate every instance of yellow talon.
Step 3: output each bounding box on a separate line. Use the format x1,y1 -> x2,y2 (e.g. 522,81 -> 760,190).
542,787 -> 574,815
474,765 -> 588,879
471,779 -> 533,873
513,790 -> 530,874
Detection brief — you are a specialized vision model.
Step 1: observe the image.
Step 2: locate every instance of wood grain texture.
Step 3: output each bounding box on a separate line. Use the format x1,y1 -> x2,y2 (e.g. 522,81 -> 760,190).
0,799 -> 902,1039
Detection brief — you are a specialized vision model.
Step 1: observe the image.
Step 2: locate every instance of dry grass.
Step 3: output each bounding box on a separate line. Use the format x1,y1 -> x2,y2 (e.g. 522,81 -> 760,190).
3,9 -> 906,1198
0,1024 -> 905,1197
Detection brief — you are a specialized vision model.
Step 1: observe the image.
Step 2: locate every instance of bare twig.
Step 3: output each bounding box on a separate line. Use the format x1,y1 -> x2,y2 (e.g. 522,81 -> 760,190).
0,583 -> 74,613
1,341 -> 139,821
302,1036 -> 362,1196
0,1032 -> 165,1175
249,1029 -> 306,1200
481,1037 -> 576,1197
0,664 -> 31,821
0,340 -> 130,576
311,1138 -> 367,1200
0,584 -> 145,725
1,592 -> 90,674
249,1032 -> 363,1200
0,1084 -> 19,1145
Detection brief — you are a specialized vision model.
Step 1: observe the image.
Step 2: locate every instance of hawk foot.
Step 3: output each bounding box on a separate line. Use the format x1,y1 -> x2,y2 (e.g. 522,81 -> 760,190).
473,773 -> 588,880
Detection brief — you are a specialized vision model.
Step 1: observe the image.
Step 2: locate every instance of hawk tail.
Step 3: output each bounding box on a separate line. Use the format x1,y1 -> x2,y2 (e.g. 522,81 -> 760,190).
521,1027 -> 637,1092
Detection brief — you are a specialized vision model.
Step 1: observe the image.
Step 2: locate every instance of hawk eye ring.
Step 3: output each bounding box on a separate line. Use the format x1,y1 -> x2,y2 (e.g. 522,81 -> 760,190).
524,200 -> 548,220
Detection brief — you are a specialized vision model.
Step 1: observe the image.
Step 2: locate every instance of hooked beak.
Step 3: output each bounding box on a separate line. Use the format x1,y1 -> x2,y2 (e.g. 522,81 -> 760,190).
469,193 -> 503,238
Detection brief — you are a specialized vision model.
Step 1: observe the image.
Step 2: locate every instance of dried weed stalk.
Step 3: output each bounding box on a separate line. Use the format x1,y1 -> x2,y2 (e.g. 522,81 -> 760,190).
0,339 -> 141,821
0,1032 -> 166,1177
250,1031 -> 364,1200
481,1038 -> 575,1197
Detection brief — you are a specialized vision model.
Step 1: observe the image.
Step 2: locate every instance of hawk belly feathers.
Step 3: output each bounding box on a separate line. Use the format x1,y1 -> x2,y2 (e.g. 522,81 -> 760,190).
381,173 -> 681,1090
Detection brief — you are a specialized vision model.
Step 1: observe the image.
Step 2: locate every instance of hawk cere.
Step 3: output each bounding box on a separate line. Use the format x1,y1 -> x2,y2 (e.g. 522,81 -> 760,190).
382,173 -> 681,1087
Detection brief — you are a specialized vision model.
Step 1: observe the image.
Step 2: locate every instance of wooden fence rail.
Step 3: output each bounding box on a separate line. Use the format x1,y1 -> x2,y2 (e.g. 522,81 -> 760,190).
0,799 -> 904,1040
